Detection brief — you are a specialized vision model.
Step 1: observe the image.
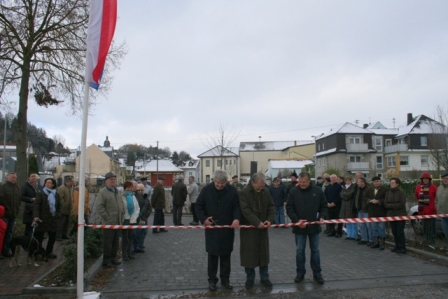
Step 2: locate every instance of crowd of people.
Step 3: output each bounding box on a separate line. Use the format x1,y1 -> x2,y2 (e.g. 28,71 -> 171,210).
2,168 -> 448,292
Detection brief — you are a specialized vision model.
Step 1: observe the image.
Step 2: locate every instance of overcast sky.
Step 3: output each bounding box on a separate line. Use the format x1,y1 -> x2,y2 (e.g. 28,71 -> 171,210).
17,0 -> 448,157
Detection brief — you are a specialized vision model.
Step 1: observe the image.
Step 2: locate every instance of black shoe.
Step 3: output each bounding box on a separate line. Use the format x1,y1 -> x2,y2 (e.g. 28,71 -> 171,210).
2,252 -> 12,257
357,240 -> 368,245
335,234 -> 342,238
123,256 -> 130,261
345,237 -> 354,240
221,282 -> 233,289
56,238 -> 63,241
152,231 -> 159,234
134,249 -> 145,253
390,247 -> 397,252
111,259 -> 121,265
327,232 -> 336,237
190,222 -> 199,225
397,249 -> 407,254
160,229 -> 168,233
46,253 -> 57,259
245,280 -> 254,289
355,236 -> 361,241
62,235 -> 69,240
294,275 -> 305,283
366,242 -> 374,246
261,279 -> 273,288
313,274 -> 325,284
209,282 -> 217,291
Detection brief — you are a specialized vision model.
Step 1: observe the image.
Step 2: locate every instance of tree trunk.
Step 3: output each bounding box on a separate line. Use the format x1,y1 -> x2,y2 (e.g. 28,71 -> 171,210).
16,59 -> 31,185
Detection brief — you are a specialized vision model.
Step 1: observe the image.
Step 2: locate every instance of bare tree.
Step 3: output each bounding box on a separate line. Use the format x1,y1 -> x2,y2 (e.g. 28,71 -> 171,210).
203,122 -> 241,172
428,105 -> 448,173
0,0 -> 126,184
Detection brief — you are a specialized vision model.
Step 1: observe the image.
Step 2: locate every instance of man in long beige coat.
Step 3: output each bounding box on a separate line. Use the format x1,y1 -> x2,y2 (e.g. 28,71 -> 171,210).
239,172 -> 274,289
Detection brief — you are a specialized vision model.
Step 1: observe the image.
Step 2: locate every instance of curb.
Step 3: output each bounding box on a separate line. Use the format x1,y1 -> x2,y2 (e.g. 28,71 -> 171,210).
22,255 -> 104,296
385,240 -> 448,262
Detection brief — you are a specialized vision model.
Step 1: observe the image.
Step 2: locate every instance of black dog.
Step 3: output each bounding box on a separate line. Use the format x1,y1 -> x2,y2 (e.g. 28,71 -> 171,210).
9,236 -> 40,267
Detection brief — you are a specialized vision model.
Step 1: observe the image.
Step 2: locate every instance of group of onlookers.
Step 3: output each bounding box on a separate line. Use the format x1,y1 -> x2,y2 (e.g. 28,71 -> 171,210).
317,170 -> 448,253
0,172 -> 90,260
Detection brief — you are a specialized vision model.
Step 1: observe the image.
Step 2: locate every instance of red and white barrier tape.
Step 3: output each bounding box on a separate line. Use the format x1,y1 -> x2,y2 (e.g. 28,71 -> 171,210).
83,214 -> 448,229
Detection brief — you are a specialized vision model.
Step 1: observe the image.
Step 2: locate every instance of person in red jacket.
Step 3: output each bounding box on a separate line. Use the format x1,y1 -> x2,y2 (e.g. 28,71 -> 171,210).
414,172 -> 438,249
0,205 -> 6,259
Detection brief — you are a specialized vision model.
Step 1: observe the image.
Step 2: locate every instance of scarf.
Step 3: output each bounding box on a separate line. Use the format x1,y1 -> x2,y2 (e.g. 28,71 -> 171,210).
125,191 -> 135,216
43,187 -> 57,216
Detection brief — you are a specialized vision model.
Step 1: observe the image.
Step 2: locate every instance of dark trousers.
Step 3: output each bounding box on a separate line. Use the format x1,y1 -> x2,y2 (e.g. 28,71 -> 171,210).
2,217 -> 15,255
390,220 -> 406,251
208,253 -> 231,283
122,230 -> 134,258
328,205 -> 342,234
153,209 -> 165,232
190,203 -> 199,223
34,231 -> 56,256
423,218 -> 436,245
103,229 -> 120,264
173,205 -> 183,225
57,214 -> 70,238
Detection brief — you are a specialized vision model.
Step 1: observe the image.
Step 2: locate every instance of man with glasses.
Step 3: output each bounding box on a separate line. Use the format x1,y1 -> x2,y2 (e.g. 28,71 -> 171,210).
196,170 -> 241,292
286,172 -> 327,285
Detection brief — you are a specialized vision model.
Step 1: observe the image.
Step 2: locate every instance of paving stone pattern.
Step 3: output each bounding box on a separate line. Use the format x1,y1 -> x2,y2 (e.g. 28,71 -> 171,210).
101,215 -> 448,295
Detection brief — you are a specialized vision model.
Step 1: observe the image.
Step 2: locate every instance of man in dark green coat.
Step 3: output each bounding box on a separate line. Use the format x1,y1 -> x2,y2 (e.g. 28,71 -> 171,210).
239,172 -> 275,289
151,177 -> 168,233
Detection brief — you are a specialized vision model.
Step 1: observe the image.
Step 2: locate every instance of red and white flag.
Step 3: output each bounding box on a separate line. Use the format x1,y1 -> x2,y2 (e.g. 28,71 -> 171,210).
85,0 -> 117,90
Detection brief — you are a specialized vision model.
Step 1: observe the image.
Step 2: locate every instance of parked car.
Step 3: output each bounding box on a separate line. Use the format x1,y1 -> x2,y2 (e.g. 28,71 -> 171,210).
408,205 -> 444,236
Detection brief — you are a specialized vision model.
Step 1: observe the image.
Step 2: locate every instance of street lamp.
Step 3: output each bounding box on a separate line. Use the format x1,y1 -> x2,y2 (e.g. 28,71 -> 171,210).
311,133 -> 324,179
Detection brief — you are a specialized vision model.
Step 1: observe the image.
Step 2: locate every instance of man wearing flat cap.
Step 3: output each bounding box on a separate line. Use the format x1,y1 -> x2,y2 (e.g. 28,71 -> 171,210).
151,177 -> 168,233
94,172 -> 125,267
436,173 -> 448,242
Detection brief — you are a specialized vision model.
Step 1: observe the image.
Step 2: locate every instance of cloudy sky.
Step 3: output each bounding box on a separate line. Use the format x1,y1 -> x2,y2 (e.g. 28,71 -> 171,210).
18,0 -> 448,157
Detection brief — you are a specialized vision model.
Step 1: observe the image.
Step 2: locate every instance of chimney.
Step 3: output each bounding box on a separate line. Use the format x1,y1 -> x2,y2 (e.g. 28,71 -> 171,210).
363,124 -> 368,129
294,140 -> 297,146
407,113 -> 413,125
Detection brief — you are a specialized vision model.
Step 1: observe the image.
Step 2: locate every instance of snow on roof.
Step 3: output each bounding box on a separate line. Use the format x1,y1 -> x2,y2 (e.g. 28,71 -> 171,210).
315,148 -> 338,157
180,160 -> 200,169
318,123 -> 372,139
396,115 -> 443,137
100,147 -> 113,152
198,146 -> 239,157
269,160 -> 313,169
239,141 -> 296,151
367,121 -> 387,129
369,128 -> 399,135
137,160 -> 183,172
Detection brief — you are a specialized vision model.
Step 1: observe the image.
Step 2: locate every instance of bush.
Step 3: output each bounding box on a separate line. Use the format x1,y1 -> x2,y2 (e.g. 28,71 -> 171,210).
61,228 -> 103,282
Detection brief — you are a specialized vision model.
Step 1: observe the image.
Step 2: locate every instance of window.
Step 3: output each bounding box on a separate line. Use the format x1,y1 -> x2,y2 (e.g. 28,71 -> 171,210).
400,156 -> 409,166
225,159 -> 228,165
421,136 -> 427,146
421,155 -> 429,167
322,158 -> 326,167
206,160 -> 210,167
374,137 -> 382,151
318,144 -> 320,151
229,159 -> 232,165
217,160 -> 222,167
399,138 -> 406,144
348,137 -> 361,144
349,155 -> 361,162
376,156 -> 383,169
322,143 -> 325,150
385,139 -> 392,147
206,175 -> 210,184
387,157 -> 396,167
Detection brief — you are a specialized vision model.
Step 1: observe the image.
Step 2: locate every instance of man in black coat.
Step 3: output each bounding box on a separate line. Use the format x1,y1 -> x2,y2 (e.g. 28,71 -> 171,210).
21,173 -> 39,237
195,170 -> 241,292
286,172 -> 327,285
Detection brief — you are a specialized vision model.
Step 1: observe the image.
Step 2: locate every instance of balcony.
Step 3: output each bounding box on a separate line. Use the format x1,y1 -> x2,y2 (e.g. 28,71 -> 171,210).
384,144 -> 408,154
347,162 -> 370,171
346,143 -> 368,152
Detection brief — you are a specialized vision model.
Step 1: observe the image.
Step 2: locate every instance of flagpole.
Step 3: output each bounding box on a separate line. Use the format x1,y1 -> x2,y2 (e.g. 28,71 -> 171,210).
77,82 -> 89,298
